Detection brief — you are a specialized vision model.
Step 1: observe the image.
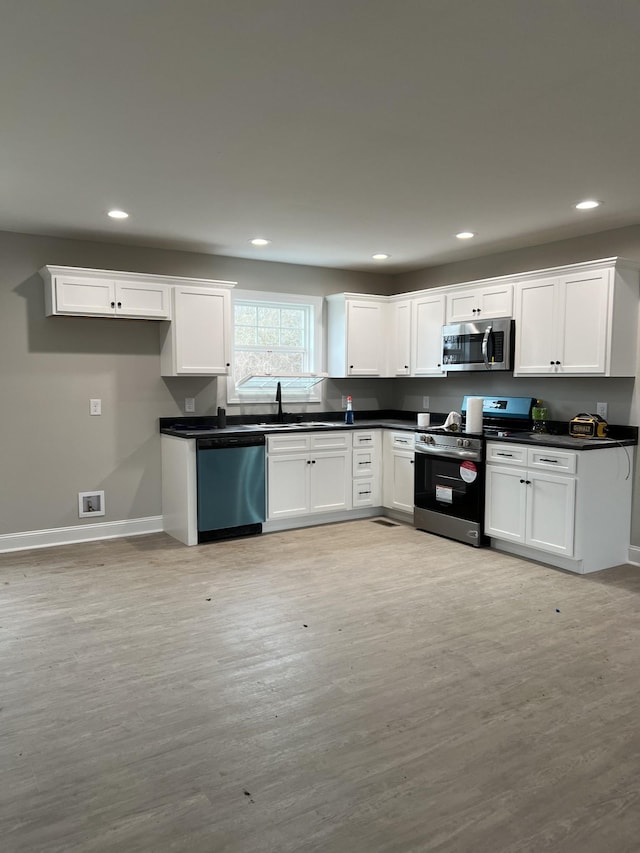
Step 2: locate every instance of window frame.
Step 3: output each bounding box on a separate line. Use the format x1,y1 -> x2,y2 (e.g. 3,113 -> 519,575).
226,289 -> 324,404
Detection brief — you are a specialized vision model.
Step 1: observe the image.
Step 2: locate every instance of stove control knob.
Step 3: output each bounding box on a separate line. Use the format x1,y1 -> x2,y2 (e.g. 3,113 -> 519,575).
421,434 -> 435,444
457,438 -> 471,448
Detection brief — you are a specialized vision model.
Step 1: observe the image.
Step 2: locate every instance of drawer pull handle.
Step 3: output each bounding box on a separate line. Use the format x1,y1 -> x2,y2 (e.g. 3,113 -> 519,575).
359,437 -> 372,442
359,490 -> 372,496
496,452 -> 513,457
358,461 -> 370,466
539,458 -> 558,463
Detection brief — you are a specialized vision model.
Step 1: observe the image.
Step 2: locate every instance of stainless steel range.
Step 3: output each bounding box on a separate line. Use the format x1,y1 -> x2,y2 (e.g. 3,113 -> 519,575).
414,396 -> 535,547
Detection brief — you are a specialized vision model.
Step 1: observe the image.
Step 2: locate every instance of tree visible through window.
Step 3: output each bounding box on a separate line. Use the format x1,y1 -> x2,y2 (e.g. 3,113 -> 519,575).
233,299 -> 312,386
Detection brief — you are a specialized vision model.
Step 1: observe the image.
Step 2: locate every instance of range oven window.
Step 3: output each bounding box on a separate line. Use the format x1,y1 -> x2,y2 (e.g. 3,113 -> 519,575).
414,454 -> 485,522
443,330 -> 505,366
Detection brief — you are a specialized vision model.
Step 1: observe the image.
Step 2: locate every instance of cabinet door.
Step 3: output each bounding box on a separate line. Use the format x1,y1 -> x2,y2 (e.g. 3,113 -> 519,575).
345,300 -> 385,375
388,300 -> 412,375
412,293 -> 446,376
173,286 -> 231,374
513,278 -> 558,375
384,450 -> 415,513
446,283 -> 513,323
54,274 -> 115,316
484,465 -> 527,543
310,451 -> 350,513
267,454 -> 310,519
526,471 -> 575,556
478,283 -> 513,318
557,270 -> 610,374
115,281 -> 170,319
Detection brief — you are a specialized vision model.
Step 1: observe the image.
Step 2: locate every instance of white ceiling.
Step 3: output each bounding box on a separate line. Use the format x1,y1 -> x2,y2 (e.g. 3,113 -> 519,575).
3,0 -> 640,273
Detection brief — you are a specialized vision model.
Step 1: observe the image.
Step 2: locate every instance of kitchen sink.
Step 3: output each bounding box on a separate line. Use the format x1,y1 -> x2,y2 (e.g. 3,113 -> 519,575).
249,421 -> 335,430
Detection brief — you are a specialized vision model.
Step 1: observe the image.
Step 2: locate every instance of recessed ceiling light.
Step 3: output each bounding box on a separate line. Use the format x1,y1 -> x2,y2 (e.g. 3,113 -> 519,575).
372,253 -> 390,261
107,209 -> 129,219
250,237 -> 271,246
456,231 -> 476,240
574,200 -> 602,210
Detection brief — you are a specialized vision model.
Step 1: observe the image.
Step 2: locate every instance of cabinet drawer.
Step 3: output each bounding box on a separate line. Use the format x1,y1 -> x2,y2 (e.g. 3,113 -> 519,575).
353,448 -> 377,477
352,430 -> 379,448
267,434 -> 311,454
352,478 -> 379,508
486,442 -> 527,465
310,431 -> 350,451
527,447 -> 577,474
390,432 -> 415,451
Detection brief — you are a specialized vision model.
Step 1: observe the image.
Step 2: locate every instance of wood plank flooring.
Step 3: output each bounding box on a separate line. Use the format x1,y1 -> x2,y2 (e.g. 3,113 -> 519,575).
2,520 -> 640,852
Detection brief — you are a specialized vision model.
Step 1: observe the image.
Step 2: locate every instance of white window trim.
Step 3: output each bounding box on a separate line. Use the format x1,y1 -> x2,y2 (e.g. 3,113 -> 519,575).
227,289 -> 324,404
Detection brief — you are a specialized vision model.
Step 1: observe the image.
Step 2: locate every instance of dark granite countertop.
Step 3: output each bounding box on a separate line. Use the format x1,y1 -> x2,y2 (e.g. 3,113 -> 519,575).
483,432 -> 637,450
159,412 -> 637,450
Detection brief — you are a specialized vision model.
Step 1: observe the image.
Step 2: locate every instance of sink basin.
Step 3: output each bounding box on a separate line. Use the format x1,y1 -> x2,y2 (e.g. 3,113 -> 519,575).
249,421 -> 335,430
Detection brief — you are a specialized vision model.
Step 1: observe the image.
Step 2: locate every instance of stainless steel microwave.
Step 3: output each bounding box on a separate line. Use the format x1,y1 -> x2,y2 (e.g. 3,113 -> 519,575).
442,318 -> 514,371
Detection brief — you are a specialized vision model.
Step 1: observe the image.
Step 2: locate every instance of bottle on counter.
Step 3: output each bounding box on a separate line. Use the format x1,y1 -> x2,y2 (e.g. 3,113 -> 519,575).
531,399 -> 548,433
345,395 -> 355,425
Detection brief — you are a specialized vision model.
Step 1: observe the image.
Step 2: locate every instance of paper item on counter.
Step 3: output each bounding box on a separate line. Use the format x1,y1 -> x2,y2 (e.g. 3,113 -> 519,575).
465,397 -> 484,434
417,412 -> 430,427
443,411 -> 461,431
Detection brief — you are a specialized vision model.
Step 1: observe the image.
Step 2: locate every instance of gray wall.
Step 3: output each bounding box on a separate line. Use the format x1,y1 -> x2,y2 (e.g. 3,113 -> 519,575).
0,230 -> 393,537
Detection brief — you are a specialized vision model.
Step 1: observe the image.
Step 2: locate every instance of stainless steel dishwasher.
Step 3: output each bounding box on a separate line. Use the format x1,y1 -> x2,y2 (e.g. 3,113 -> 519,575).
196,433 -> 266,542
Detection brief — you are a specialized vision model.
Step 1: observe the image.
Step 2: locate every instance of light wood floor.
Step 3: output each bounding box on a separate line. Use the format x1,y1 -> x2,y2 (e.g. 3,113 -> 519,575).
2,520 -> 640,853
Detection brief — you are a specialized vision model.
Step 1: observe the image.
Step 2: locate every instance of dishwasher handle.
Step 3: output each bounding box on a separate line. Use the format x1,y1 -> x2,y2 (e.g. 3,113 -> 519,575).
198,434 -> 265,450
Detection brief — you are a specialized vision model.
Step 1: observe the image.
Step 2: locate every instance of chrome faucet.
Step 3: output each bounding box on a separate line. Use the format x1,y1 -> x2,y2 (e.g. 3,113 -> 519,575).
275,381 -> 284,423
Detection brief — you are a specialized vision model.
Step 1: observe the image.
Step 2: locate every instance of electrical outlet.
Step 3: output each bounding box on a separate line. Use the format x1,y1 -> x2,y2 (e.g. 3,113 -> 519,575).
596,402 -> 608,420
341,395 -> 347,409
185,397 -> 195,413
89,398 -> 101,416
422,396 -> 430,409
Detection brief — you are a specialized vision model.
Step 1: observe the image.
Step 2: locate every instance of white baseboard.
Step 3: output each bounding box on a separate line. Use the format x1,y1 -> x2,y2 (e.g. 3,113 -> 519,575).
628,545 -> 640,566
0,516 -> 163,554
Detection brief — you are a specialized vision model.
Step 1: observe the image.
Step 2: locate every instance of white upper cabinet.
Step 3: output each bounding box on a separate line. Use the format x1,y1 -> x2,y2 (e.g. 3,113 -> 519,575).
387,298 -> 412,376
160,283 -> 235,376
327,294 -> 386,376
513,260 -> 638,376
446,281 -> 513,323
41,266 -> 171,319
411,291 -> 446,376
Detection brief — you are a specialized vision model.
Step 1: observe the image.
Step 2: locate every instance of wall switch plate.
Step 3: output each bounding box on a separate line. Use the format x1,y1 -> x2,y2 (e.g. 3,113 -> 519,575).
341,395 -> 347,409
422,396 -> 430,409
596,402 -> 608,419
89,398 -> 101,416
185,397 -> 195,413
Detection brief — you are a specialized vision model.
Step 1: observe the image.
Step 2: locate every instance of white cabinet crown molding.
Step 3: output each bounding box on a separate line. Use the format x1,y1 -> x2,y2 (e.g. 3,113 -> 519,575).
40,264 -> 237,290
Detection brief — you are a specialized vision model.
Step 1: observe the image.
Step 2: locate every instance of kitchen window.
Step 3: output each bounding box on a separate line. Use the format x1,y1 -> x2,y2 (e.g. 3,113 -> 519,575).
227,290 -> 323,403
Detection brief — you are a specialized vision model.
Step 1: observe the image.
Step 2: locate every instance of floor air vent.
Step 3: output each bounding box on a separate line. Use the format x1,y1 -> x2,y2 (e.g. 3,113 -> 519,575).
371,519 -> 399,527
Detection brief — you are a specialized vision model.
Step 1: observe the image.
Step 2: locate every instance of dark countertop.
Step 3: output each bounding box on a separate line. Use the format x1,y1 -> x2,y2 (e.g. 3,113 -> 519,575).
160,414 -> 637,450
483,433 -> 637,450
160,417 -> 418,438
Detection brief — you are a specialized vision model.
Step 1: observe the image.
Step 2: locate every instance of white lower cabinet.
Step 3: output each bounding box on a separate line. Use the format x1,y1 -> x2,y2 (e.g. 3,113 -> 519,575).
352,430 -> 381,507
485,464 -> 575,556
267,432 -> 351,520
382,432 -> 415,514
485,441 -> 633,573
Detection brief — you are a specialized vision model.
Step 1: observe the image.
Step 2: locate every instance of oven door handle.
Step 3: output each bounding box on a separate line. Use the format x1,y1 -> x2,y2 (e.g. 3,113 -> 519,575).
415,446 -> 482,462
481,325 -> 492,369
